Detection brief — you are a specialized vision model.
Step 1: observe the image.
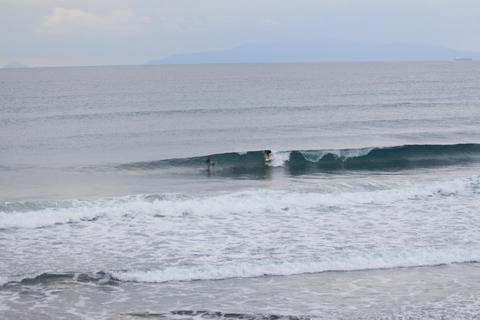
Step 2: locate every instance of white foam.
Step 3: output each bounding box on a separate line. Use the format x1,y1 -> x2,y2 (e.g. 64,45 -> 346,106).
135,175 -> 478,218
299,147 -> 373,162
300,150 -> 334,162
1,176 -> 478,229
267,151 -> 291,167
0,194 -> 184,229
339,147 -> 373,158
110,245 -> 480,283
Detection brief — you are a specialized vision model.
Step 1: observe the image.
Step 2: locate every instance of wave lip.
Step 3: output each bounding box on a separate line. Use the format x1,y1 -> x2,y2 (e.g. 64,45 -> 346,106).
291,143 -> 480,170
117,143 -> 480,174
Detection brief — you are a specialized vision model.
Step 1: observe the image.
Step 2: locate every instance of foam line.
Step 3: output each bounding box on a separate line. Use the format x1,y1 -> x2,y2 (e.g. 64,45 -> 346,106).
110,245 -> 480,283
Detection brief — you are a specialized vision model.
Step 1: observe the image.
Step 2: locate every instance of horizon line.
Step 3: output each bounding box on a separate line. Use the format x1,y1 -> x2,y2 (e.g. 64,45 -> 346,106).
2,58 -> 477,70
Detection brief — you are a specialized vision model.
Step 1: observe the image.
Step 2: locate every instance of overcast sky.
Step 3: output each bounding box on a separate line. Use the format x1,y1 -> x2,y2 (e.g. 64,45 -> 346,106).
1,0 -> 480,67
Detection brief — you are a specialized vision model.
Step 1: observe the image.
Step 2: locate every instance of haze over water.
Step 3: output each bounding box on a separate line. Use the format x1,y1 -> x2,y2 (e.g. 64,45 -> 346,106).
1,62 -> 480,319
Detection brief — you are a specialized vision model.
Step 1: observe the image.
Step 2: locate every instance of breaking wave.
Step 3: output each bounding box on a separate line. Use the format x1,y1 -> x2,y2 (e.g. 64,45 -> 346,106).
109,246 -> 480,283
0,193 -> 185,229
117,143 -> 480,173
2,247 -> 479,286
1,175 -> 478,229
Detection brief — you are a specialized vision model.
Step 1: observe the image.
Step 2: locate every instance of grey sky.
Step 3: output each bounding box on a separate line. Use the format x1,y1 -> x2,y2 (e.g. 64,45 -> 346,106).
1,0 -> 480,66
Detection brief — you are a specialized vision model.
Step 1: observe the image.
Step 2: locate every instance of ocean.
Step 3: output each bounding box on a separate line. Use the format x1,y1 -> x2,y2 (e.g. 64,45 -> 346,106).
1,62 -> 480,319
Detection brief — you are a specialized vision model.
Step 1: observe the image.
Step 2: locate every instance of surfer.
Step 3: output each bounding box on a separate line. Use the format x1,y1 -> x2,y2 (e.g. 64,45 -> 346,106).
206,156 -> 215,170
264,150 -> 272,161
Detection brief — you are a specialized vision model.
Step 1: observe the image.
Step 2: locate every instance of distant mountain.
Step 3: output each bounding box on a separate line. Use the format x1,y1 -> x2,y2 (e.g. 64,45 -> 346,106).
148,42 -> 480,65
3,61 -> 28,68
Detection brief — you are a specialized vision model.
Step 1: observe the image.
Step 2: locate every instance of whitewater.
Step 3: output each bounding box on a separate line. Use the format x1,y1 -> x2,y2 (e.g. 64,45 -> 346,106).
1,62 -> 480,319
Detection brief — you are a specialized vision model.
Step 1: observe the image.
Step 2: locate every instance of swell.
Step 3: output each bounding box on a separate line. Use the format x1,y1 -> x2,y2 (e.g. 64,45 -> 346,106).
117,143 -> 480,173
0,101 -> 432,123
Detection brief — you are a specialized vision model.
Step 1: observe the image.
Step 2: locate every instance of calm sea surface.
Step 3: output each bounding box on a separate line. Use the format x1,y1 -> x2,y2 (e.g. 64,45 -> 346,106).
1,62 -> 480,319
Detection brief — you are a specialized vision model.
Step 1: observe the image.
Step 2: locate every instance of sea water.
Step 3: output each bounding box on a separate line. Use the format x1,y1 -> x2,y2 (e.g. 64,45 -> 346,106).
1,62 -> 480,319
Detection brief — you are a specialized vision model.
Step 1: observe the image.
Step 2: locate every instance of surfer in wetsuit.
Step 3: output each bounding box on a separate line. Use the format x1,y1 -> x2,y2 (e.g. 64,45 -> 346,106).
264,150 -> 272,161
206,156 -> 214,170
